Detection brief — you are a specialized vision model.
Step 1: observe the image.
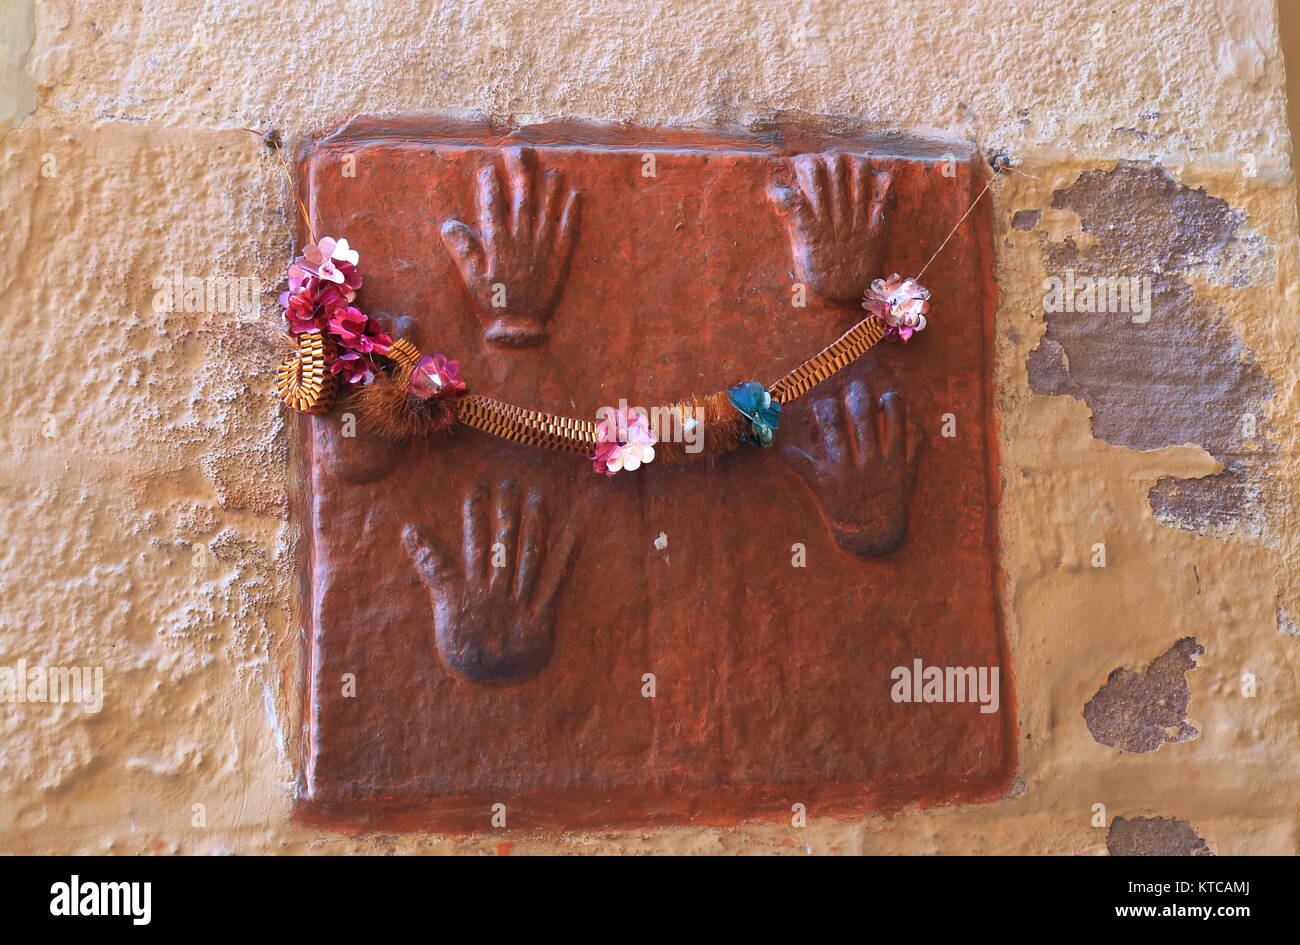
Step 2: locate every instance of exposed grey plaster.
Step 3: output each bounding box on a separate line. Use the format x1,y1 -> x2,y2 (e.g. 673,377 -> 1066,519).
1084,638 -> 1203,754
1108,815 -> 1213,856
1026,162 -> 1275,537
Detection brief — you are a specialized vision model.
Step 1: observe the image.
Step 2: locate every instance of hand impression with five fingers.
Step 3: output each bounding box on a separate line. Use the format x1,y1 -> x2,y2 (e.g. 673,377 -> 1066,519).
440,146 -> 580,348
403,480 -> 579,686
768,153 -> 892,305
780,379 -> 924,558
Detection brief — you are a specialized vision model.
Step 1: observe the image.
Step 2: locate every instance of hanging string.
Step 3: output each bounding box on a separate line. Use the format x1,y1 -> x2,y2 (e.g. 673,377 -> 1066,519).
916,176 -> 993,280
915,158 -> 1039,280
245,128 -> 317,244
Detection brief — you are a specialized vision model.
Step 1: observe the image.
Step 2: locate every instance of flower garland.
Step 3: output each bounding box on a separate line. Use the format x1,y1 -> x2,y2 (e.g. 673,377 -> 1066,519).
274,236 -> 930,474
282,238 -> 391,383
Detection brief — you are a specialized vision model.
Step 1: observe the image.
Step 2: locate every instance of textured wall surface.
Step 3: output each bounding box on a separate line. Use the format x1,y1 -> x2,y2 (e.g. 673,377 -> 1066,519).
0,0 -> 1297,854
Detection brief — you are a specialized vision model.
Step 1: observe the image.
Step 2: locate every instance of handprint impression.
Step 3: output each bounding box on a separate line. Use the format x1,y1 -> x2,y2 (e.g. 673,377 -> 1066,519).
780,380 -> 924,558
403,481 -> 579,686
441,146 -> 580,348
768,153 -> 892,304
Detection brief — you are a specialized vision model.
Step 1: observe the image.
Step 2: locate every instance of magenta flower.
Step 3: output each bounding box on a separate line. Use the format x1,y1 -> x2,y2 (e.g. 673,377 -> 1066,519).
315,281 -> 353,319
327,351 -> 377,385
863,274 -> 930,342
282,286 -> 322,333
279,236 -> 400,389
327,306 -> 391,355
282,237 -> 364,335
591,408 -> 658,475
410,354 -> 466,398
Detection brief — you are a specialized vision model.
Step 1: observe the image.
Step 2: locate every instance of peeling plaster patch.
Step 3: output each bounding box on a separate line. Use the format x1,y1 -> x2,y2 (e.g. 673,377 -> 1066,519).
1107,816 -> 1213,856
1148,471 -> 1266,537
0,0 -> 37,126
1010,209 -> 1040,231
1084,638 -> 1203,753
1024,337 -> 1078,397
1027,162 -> 1274,536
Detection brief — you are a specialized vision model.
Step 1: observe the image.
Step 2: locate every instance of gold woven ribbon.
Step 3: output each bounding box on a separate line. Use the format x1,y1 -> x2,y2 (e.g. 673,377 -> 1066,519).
275,331 -> 337,415
450,312 -> 890,452
280,311 -> 891,451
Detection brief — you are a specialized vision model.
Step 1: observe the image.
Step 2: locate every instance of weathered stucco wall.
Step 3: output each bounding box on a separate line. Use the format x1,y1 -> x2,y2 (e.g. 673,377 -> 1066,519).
1,0 -> 1297,854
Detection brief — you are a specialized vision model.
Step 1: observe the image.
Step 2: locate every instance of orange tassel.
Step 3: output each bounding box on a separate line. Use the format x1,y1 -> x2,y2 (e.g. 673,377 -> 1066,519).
352,338 -> 460,441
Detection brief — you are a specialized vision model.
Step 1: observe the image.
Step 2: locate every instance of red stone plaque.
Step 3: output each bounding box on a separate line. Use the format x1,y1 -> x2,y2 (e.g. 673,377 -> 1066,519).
294,120 -> 1012,830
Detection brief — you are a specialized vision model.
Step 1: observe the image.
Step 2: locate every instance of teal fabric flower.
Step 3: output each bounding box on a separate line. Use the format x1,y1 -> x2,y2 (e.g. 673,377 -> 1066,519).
727,381 -> 781,448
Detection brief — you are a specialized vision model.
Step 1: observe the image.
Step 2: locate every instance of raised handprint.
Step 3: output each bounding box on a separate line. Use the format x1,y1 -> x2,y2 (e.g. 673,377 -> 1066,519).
440,146 -> 581,348
779,379 -> 924,557
768,153 -> 892,304
402,480 -> 579,686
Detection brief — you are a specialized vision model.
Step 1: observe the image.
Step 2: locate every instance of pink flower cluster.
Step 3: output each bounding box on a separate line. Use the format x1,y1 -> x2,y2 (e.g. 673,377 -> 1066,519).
863,274 -> 930,343
592,408 -> 658,475
410,354 -> 466,399
280,237 -> 392,384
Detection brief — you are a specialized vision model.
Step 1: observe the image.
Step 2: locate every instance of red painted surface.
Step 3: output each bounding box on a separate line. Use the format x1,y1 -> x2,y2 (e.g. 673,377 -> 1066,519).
292,120 -> 1012,831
